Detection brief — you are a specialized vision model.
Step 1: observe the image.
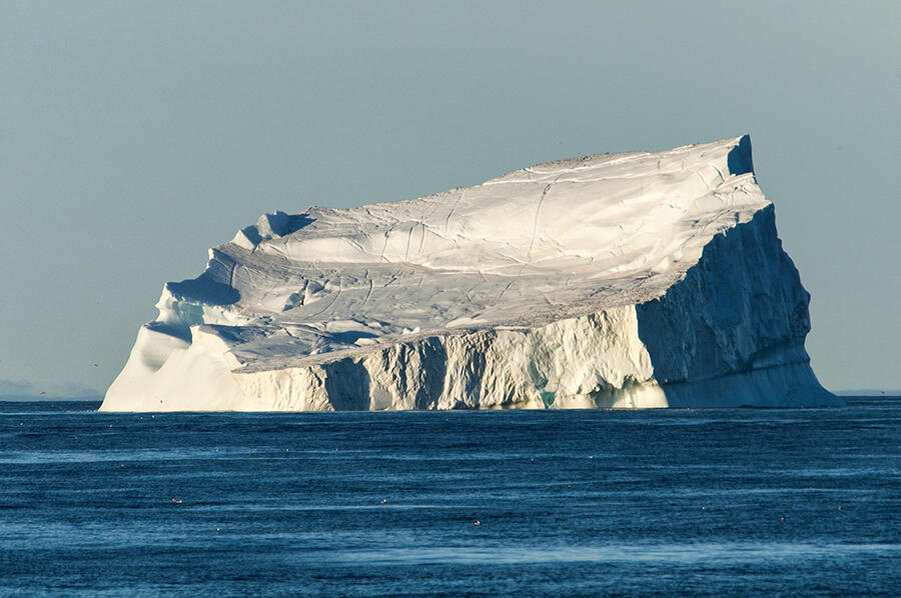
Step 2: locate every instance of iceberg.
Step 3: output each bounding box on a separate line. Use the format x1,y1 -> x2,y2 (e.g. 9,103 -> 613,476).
101,135 -> 840,411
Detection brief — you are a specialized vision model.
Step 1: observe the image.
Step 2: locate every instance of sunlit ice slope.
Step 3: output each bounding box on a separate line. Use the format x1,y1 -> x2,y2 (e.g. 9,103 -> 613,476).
101,135 -> 840,411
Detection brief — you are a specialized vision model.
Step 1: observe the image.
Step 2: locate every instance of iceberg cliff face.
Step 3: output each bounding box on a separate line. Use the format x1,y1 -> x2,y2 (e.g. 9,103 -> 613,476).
101,135 -> 839,411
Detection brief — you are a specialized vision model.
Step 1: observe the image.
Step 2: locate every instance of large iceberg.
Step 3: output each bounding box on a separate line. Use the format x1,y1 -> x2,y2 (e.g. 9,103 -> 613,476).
101,135 -> 839,411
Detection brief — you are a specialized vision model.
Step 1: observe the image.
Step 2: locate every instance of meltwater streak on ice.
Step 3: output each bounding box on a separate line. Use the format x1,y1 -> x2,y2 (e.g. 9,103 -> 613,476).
102,135 -> 839,411
2,399 -> 900,596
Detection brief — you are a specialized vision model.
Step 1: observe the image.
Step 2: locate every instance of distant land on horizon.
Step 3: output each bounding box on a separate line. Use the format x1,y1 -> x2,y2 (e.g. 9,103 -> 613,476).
0,379 -> 100,402
0,396 -> 103,402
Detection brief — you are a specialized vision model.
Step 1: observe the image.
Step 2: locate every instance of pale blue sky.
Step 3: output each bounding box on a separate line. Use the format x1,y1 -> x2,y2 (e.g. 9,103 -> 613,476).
2,1 -> 899,395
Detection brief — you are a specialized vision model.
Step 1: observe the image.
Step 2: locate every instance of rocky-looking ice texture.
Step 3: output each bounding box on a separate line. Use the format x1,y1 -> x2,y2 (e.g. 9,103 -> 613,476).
101,135 -> 840,411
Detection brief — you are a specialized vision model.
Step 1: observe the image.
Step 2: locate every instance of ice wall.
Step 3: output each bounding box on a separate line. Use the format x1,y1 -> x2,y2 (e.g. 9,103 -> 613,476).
101,135 -> 839,411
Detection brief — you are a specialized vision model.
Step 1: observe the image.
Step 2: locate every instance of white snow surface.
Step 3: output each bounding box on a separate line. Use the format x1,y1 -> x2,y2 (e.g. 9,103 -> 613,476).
101,135 -> 839,411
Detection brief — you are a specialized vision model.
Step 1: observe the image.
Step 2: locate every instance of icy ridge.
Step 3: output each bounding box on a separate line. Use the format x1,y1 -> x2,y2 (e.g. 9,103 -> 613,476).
101,135 -> 839,411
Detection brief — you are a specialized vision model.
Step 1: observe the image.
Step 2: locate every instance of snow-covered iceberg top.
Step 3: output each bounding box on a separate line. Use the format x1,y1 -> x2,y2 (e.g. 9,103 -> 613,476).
102,135 -> 839,411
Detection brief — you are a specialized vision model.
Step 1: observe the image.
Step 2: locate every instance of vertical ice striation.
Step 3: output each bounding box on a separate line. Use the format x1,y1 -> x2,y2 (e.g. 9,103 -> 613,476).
101,135 -> 839,411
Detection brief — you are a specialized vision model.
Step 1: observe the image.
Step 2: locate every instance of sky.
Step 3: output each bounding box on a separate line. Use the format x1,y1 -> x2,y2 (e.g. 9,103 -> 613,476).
1,1 -> 899,396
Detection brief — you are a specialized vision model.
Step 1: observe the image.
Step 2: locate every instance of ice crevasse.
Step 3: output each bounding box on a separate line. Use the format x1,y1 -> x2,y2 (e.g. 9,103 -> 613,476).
101,135 -> 840,411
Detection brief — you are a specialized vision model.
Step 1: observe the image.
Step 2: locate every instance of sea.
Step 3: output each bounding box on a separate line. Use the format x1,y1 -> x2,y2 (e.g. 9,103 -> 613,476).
0,397 -> 899,597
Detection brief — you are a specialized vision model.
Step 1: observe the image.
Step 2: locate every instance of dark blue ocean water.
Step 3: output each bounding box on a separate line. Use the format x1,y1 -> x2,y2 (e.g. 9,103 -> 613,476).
1,398 -> 899,597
